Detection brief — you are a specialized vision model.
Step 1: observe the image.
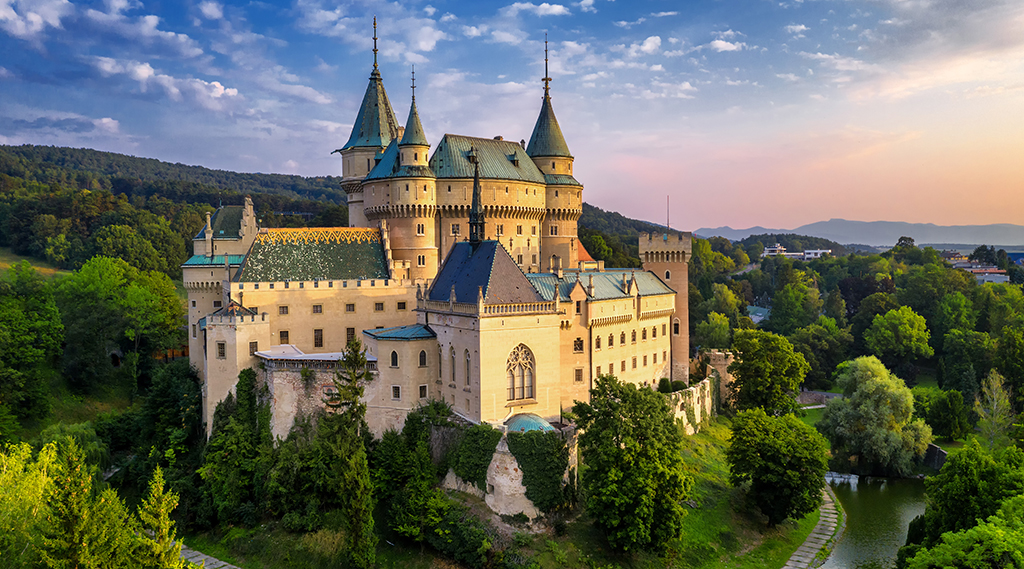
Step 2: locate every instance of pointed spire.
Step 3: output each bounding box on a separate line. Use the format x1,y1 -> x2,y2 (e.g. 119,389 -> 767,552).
469,154 -> 484,244
527,35 -> 572,158
400,65 -> 429,147
341,18 -> 400,150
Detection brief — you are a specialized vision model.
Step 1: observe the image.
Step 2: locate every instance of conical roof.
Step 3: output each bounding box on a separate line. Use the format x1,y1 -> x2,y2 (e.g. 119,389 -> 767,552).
526,95 -> 572,158
342,69 -> 401,150
399,98 -> 429,146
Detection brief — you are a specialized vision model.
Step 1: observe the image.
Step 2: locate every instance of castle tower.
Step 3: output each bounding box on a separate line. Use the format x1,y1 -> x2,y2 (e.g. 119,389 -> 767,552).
388,68 -> 439,280
528,37 -> 581,269
337,18 -> 401,228
639,231 -> 692,382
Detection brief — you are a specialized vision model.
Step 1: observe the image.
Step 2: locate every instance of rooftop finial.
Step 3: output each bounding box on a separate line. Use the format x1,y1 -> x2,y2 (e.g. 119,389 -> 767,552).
542,33 -> 551,97
372,16 -> 378,71
411,65 -> 416,102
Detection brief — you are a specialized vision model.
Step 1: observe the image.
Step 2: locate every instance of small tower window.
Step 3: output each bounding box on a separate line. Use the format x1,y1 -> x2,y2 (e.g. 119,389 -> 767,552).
665,270 -> 671,280
551,161 -> 555,170
414,152 -> 418,161
391,351 -> 399,368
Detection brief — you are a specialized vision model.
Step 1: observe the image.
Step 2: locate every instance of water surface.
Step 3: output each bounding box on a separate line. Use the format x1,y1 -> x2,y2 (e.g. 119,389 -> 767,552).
820,476 -> 926,569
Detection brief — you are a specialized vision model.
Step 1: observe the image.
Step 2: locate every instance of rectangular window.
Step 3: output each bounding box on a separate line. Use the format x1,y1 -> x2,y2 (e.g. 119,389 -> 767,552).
299,282 -> 304,288
279,306 -> 289,315
280,330 -> 289,344
192,324 -> 196,338
451,224 -> 460,236
575,300 -> 582,314
314,329 -> 323,348
269,283 -> 274,289
550,225 -> 558,236
392,386 -> 401,400
314,281 -> 318,288
213,300 -> 222,308
417,254 -> 426,266
347,328 -> 356,343
346,303 -> 355,312
531,226 -> 537,235
663,324 -> 667,336
620,360 -> 625,373
532,254 -> 537,265
191,300 -> 196,307
632,356 -> 637,369
416,223 -> 425,235
397,302 -> 407,311
573,337 -> 584,353
216,342 -> 225,359
254,283 -> 260,290
374,302 -> 384,312
653,352 -> 658,364
517,225 -> 523,235
517,254 -> 523,264
575,368 -> 583,383
419,384 -> 428,399
249,341 -> 258,356
643,355 -> 648,367
284,281 -> 289,288
312,304 -> 322,314
596,366 -> 602,377
663,350 -> 667,363
251,307 -> 258,314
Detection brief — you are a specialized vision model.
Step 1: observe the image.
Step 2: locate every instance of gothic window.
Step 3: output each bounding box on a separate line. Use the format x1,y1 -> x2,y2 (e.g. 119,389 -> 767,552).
595,336 -> 601,349
642,328 -> 647,341
620,332 -> 626,345
506,344 -> 535,401
419,350 -> 427,367
665,270 -> 671,280
573,338 -> 584,353
465,350 -> 472,386
609,334 -> 614,347
391,351 -> 399,368
438,346 -> 442,378
631,330 -> 637,343
451,349 -> 456,384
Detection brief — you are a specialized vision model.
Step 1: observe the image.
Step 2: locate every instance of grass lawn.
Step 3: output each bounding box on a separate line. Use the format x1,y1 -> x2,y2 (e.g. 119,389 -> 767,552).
913,369 -> 939,390
15,377 -> 134,441
0,246 -> 69,278
798,407 -> 826,430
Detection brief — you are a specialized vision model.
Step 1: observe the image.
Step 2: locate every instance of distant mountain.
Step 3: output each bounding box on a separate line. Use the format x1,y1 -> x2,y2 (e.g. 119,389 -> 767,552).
696,219 -> 1024,247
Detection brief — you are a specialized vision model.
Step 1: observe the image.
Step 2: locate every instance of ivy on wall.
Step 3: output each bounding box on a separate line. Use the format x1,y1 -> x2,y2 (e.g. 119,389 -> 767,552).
451,424 -> 502,490
506,430 -> 570,513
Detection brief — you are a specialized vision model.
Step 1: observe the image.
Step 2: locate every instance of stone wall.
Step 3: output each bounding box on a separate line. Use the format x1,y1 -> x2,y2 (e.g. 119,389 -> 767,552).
923,443 -> 948,471
665,377 -> 715,435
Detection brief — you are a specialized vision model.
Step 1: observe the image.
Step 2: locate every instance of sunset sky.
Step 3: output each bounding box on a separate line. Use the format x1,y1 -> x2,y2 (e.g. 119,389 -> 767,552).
2,0 -> 1023,230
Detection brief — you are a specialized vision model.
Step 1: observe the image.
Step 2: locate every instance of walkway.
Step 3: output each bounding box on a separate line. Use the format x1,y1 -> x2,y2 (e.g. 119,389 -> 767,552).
180,544 -> 241,568
782,487 -> 841,569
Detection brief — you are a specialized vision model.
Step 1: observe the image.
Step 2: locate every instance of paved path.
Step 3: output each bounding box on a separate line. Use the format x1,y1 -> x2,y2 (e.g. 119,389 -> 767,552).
782,486 -> 841,569
180,544 -> 241,568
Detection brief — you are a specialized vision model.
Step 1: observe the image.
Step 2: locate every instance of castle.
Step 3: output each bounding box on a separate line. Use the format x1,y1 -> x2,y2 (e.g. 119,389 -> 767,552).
184,28 -> 692,439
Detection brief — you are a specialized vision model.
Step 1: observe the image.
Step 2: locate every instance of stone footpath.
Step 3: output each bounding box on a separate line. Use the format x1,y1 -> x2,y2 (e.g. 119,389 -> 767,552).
180,544 -> 240,568
782,487 -> 841,569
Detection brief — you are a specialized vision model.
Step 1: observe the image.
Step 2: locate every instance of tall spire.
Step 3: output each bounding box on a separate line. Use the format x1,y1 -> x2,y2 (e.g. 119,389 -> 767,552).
526,34 -> 572,158
542,33 -> 551,98
372,16 -> 378,72
469,152 -> 484,244
400,65 -> 429,147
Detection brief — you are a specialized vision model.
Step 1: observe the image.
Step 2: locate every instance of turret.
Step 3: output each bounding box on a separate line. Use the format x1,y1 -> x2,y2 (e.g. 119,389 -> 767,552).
526,36 -> 574,178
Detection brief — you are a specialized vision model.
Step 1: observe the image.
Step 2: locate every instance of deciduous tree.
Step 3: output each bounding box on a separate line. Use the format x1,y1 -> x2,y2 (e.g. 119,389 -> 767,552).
864,306 -> 934,372
728,329 -> 809,415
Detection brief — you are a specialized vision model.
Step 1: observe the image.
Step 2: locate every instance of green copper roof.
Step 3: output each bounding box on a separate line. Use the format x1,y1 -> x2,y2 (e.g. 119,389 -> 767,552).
429,135 -> 545,183
526,270 -> 675,301
342,69 -> 400,150
543,173 -> 582,187
363,324 -> 436,341
364,141 -> 436,181
526,96 -> 572,158
182,254 -> 246,267
235,228 -> 389,282
399,98 -> 429,146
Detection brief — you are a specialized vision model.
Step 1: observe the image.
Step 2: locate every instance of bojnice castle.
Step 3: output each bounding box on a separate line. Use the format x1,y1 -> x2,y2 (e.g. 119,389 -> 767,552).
184,29 -> 693,441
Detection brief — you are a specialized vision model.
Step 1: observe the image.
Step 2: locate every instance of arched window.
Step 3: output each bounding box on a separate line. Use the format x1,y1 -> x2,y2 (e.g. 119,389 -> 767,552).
450,349 -> 456,384
419,350 -> 427,367
642,328 -> 647,341
390,351 -> 399,368
595,336 -> 601,349
631,330 -> 637,343
620,332 -> 626,345
608,333 -> 614,347
673,319 -> 680,335
465,350 -> 471,386
652,326 -> 657,339
438,345 -> 442,378
506,344 -> 535,401
665,270 -> 671,280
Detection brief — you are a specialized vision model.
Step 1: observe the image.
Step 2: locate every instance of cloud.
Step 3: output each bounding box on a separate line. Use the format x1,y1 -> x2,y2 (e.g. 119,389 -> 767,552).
83,5 -> 204,58
800,52 -> 877,72
491,29 -> 524,44
776,73 -> 800,81
0,66 -> 12,78
91,56 -> 243,111
295,1 -> 447,62
500,3 -> 571,17
652,11 -> 677,17
0,108 -> 120,136
716,29 -> 742,39
462,25 -> 487,37
0,0 -> 72,40
578,0 -> 595,13
640,80 -> 697,99
708,40 -> 746,52
198,1 -> 223,20
785,24 -> 808,38
423,5 -> 436,16
614,17 -> 645,28
614,35 -> 661,57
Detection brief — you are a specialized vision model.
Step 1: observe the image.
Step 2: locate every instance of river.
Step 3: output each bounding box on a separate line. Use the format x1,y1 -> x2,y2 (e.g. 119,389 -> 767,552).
820,474 -> 927,569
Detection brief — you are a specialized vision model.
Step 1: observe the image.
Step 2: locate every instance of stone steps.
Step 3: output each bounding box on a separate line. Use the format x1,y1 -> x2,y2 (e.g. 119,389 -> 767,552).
781,487 -> 842,569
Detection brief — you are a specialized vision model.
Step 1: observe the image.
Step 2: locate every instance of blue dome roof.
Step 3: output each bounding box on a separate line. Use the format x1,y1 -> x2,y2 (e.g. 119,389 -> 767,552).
506,413 -> 555,433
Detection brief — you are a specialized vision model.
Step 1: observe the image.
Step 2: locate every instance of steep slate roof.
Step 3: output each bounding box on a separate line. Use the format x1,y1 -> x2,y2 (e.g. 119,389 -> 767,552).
526,96 -> 572,158
428,241 -> 543,304
341,68 -> 401,150
193,206 -> 244,239
399,98 -> 429,146
234,228 -> 389,282
210,300 -> 257,318
526,270 -> 674,302
364,140 -> 436,181
429,135 -> 546,183
363,324 -> 436,341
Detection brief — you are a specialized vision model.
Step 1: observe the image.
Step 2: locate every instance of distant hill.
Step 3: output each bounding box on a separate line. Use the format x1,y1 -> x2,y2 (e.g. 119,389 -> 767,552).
696,219 -> 1024,247
0,145 -> 345,203
736,234 -> 849,256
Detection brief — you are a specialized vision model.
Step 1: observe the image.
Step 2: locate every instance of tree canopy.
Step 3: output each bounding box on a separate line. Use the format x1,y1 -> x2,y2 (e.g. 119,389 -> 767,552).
728,329 -> 809,415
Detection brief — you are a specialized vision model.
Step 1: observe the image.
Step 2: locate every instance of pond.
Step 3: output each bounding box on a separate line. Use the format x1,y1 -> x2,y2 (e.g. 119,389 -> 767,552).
820,474 -> 927,569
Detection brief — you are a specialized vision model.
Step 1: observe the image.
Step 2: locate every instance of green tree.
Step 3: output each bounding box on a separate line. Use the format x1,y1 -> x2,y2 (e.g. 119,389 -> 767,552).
823,287 -> 848,327
940,329 -> 993,399
975,370 -> 1014,451
571,375 -> 692,552
727,408 -> 829,526
728,329 -> 809,415
788,316 -> 853,391
767,282 -> 822,336
906,496 -> 1024,569
928,390 -> 970,441
864,306 -> 934,372
996,325 -> 1024,407
0,442 -> 56,567
851,292 -> 900,353
136,467 -> 185,569
91,224 -> 165,273
695,311 -> 731,349
817,357 -> 932,476
933,292 -> 976,348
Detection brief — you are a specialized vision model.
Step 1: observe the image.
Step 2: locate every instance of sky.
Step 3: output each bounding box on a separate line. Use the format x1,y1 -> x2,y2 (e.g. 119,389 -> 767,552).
2,0 -> 1023,231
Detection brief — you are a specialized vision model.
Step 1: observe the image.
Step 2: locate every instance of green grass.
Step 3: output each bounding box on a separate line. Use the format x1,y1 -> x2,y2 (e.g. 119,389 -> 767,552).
15,377 -> 134,441
0,246 -> 69,278
798,407 -> 826,430
913,369 -> 939,390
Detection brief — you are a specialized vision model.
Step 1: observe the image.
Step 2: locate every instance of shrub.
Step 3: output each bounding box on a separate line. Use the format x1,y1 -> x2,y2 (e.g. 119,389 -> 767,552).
507,430 -> 569,513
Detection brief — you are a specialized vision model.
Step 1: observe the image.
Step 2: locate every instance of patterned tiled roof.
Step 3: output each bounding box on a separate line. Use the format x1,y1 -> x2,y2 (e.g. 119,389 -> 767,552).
429,135 -> 546,183
526,270 -> 674,302
363,324 -> 436,341
526,95 -> 572,158
428,241 -> 542,304
234,228 -> 389,282
341,69 -> 401,150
